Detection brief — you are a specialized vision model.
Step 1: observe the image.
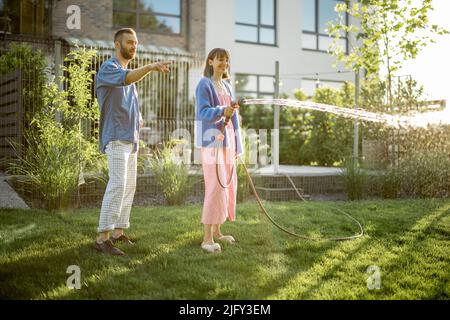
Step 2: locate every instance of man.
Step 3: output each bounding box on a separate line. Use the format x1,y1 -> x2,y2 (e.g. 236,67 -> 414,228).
95,28 -> 171,255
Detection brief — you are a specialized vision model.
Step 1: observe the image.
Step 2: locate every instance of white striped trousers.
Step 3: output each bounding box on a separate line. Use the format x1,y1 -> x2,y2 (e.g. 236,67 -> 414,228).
98,140 -> 137,233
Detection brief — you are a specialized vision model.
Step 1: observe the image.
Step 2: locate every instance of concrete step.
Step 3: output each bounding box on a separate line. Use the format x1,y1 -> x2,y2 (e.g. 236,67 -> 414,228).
0,173 -> 29,209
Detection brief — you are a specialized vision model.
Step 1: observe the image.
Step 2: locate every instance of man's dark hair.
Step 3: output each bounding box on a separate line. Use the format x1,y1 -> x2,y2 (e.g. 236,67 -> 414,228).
114,28 -> 136,43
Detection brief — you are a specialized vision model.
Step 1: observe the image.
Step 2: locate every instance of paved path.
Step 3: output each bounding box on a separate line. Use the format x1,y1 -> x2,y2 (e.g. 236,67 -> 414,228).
0,172 -> 29,210
255,164 -> 343,176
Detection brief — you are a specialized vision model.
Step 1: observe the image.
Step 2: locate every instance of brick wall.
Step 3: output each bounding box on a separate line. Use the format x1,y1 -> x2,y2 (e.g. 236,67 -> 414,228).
51,0 -> 206,52
52,0 -> 113,41
188,0 -> 206,57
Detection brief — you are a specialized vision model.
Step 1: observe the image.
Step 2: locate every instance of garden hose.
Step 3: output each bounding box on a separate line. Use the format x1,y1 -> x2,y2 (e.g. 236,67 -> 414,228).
215,106 -> 237,189
215,141 -> 235,189
215,111 -> 365,241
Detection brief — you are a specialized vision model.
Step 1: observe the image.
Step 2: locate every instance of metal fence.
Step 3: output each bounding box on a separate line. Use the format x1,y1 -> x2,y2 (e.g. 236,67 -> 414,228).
0,34 -> 210,209
61,38 -> 205,153
0,35 -> 54,168
0,34 -> 205,162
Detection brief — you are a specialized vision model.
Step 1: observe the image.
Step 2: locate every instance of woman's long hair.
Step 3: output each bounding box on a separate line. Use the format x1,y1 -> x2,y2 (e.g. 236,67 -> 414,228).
203,48 -> 231,79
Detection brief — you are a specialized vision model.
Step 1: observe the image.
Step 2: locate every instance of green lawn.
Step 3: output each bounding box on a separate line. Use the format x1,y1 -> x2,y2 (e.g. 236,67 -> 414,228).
0,199 -> 449,299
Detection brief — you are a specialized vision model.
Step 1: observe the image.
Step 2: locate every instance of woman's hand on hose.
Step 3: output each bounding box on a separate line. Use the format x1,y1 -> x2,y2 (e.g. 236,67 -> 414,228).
224,106 -> 235,118
224,99 -> 241,118
231,100 -> 241,110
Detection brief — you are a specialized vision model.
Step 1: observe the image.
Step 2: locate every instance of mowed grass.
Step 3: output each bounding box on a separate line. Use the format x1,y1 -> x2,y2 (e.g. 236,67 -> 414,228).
0,199 -> 449,300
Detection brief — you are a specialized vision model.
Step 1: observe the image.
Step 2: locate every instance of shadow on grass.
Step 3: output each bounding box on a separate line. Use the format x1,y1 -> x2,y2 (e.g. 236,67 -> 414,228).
256,200 -> 449,299
0,200 -> 448,299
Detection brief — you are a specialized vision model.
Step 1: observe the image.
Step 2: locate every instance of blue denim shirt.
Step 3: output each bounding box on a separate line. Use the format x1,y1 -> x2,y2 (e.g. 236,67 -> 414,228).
96,57 -> 139,153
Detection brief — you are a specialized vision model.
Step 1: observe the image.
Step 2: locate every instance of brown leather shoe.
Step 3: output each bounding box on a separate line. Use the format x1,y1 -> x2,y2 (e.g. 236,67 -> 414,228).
94,239 -> 125,255
111,234 -> 134,245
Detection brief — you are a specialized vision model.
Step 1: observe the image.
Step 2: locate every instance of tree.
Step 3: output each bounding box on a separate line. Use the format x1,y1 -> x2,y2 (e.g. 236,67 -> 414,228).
328,0 -> 448,109
299,86 -> 354,166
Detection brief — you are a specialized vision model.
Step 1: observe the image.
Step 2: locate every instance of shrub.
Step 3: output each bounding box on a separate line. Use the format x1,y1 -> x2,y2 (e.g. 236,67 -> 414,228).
9,116 -> 80,210
149,140 -> 189,205
341,157 -> 367,200
379,166 -> 401,199
0,43 -> 47,118
399,150 -> 450,198
7,46 -> 100,210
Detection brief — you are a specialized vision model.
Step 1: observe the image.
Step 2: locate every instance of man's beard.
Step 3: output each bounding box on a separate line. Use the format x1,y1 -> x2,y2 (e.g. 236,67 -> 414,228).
120,46 -> 136,60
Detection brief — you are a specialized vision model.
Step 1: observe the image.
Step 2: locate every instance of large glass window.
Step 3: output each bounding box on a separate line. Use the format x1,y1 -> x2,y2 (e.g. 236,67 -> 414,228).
113,0 -> 181,34
302,0 -> 348,53
235,0 -> 276,45
235,74 -> 275,98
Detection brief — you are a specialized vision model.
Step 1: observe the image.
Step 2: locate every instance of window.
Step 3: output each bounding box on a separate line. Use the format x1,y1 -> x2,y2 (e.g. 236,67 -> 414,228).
0,0 -> 50,35
235,74 -> 275,98
0,0 -> 12,33
235,0 -> 276,45
301,78 -> 344,96
113,0 -> 181,35
302,0 -> 348,53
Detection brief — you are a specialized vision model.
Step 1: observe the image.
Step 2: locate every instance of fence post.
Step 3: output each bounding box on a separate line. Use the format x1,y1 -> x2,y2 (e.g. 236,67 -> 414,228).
54,39 -> 63,122
353,68 -> 360,162
273,61 -> 280,174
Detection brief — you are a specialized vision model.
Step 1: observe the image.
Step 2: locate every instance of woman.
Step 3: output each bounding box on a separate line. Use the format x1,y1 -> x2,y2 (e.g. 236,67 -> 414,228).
195,48 -> 243,253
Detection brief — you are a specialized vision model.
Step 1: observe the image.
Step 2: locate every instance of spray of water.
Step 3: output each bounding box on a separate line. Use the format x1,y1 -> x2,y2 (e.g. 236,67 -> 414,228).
241,98 -> 449,129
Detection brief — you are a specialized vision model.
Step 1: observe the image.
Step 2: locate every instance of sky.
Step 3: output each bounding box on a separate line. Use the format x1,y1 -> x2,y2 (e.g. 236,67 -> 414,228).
399,0 -> 450,107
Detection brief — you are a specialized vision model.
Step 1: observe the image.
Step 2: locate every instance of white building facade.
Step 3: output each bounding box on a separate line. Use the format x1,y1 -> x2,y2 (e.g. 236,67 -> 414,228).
204,0 -> 356,98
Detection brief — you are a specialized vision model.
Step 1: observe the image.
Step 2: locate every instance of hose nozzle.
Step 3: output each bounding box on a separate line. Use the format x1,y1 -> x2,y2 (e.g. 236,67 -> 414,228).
222,98 -> 245,133
230,97 -> 246,109
238,97 -> 247,106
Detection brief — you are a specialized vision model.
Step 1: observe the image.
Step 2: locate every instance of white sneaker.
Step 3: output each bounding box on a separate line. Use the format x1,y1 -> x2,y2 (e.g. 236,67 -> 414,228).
201,242 -> 221,253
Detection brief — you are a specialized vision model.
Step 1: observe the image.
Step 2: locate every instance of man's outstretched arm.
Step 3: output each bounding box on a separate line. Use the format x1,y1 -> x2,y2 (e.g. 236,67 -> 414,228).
125,61 -> 172,85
